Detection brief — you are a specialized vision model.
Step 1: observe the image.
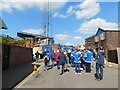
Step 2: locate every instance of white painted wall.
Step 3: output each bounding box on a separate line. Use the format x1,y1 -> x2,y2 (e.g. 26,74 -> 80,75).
117,48 -> 120,64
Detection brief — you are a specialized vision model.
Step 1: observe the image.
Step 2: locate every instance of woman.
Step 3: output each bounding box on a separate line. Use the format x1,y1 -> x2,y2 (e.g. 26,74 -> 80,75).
54,50 -> 61,69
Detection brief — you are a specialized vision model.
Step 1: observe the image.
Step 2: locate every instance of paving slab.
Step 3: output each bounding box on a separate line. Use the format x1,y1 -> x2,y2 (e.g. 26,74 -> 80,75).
17,64 -> 118,88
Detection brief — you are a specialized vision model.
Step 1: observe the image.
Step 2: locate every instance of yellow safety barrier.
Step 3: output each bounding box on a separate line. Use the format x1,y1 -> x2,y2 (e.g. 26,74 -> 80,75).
107,62 -> 112,67
33,65 -> 39,73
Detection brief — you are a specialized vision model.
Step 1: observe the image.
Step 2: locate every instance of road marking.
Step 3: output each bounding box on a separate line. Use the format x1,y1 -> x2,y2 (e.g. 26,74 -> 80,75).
15,63 -> 44,88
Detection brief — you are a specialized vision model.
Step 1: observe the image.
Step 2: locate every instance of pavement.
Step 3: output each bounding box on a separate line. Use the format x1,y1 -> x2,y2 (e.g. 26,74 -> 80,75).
2,59 -> 44,89
15,62 -> 119,88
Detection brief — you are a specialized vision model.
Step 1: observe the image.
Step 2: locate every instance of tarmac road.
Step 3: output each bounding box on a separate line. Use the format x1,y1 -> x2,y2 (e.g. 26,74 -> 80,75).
15,63 -> 118,88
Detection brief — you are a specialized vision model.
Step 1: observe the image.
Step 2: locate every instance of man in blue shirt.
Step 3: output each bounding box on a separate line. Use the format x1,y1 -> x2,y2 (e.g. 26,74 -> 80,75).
84,48 -> 93,74
71,50 -> 75,67
74,50 -> 82,74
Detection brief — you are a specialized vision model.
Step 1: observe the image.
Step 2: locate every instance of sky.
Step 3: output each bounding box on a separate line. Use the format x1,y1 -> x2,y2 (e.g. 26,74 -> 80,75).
0,0 -> 119,46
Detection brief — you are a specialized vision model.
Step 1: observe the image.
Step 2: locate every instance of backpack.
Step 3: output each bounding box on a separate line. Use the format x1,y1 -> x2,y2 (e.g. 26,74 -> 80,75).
44,56 -> 49,62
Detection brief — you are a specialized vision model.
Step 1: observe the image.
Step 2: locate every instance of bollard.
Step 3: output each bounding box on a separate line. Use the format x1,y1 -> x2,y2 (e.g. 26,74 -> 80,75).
108,62 -> 112,67
33,65 -> 39,73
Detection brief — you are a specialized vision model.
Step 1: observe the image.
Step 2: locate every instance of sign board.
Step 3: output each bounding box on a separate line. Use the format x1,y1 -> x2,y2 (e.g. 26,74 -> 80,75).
117,48 -> 120,64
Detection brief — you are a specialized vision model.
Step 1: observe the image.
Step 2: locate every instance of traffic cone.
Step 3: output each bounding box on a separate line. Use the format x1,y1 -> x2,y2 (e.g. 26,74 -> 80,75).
33,65 -> 39,73
108,62 -> 112,67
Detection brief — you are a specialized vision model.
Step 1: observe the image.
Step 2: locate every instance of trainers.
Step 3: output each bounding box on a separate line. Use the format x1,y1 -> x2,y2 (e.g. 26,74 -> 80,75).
95,78 -> 100,81
78,73 -> 81,75
60,73 -> 63,75
80,68 -> 83,70
75,73 -> 78,74
44,68 -> 47,71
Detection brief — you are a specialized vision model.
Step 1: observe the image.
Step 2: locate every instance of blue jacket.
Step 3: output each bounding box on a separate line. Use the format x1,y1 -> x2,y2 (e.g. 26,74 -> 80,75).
49,50 -> 55,60
58,53 -> 66,65
96,51 -> 106,65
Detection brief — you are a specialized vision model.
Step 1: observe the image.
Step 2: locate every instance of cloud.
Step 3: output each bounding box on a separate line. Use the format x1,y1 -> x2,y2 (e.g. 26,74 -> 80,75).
67,0 -> 100,19
55,34 -> 84,45
65,43 -> 73,46
0,0 -> 68,12
73,36 -> 83,40
55,34 -> 70,40
77,18 -> 118,34
20,29 -> 44,35
53,0 -> 100,19
53,12 -> 59,17
53,12 -> 68,18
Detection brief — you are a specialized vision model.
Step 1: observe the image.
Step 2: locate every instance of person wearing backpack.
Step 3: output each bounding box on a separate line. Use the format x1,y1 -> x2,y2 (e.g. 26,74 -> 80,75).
95,47 -> 106,81
43,53 -> 50,71
58,50 -> 67,75
35,51 -> 40,62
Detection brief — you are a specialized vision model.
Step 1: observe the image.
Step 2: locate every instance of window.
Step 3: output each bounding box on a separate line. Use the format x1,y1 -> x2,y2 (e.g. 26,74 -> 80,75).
95,36 -> 99,42
88,40 -> 91,43
100,33 -> 105,40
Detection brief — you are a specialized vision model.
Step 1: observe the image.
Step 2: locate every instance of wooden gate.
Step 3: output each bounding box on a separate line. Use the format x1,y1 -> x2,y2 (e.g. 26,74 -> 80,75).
108,50 -> 118,64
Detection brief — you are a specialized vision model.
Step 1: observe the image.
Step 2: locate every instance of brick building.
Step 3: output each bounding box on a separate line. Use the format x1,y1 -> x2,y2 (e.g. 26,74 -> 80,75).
85,28 -> 120,51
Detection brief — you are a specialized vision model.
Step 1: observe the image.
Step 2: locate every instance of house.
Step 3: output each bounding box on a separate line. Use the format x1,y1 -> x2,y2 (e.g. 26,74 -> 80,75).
85,28 -> 120,63
85,28 -> 120,51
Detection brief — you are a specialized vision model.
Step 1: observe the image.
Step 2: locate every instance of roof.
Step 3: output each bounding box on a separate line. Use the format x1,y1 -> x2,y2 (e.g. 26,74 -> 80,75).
17,31 -> 54,41
105,30 -> 120,32
85,35 -> 95,40
95,28 -> 105,36
95,28 -> 120,36
85,28 -> 120,40
0,17 -> 8,29
17,31 -> 38,38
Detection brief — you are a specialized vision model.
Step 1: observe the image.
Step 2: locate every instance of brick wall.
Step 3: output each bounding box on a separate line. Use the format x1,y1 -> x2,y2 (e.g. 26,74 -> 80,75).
25,41 -> 33,48
52,44 -> 59,52
85,36 -> 95,48
106,31 -> 120,50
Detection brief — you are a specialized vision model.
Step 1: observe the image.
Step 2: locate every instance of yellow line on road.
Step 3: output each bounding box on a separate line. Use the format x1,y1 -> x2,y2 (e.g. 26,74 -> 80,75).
15,63 -> 44,88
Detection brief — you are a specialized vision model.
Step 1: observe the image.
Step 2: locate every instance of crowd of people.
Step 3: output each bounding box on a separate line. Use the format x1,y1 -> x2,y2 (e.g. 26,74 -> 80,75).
35,47 -> 106,81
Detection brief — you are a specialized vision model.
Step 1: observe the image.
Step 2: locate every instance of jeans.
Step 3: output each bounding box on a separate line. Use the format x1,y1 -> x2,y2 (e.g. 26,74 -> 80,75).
75,63 -> 81,73
95,63 -> 103,79
56,61 -> 60,69
85,62 -> 91,73
44,62 -> 48,70
51,60 -> 55,67
36,58 -> 39,62
60,64 -> 65,74
71,59 -> 75,67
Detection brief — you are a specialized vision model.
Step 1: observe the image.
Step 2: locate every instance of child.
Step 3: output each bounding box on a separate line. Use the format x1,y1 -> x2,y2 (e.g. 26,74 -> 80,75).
43,53 -> 49,71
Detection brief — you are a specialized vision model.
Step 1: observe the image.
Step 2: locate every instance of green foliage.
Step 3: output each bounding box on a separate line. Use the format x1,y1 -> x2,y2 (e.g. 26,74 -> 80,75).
0,36 -> 26,46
